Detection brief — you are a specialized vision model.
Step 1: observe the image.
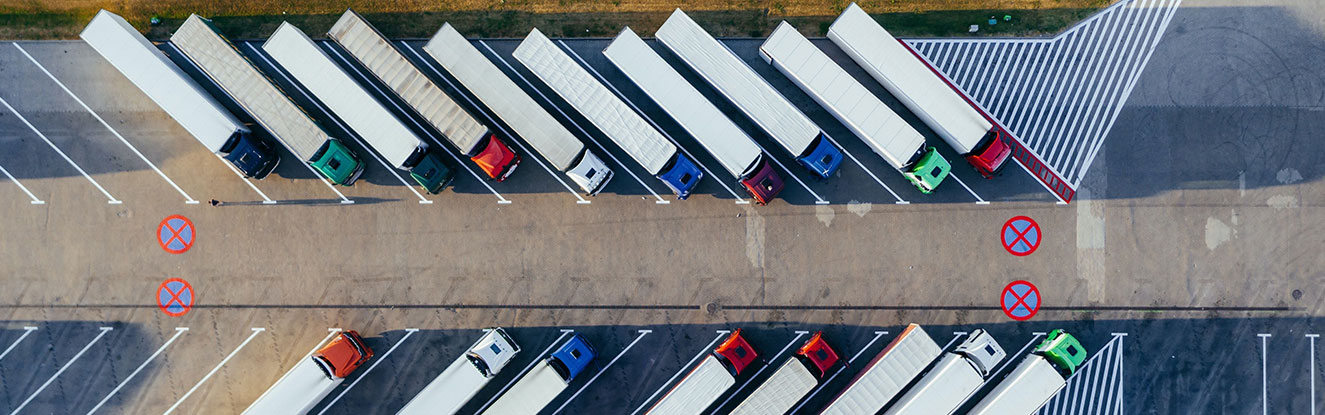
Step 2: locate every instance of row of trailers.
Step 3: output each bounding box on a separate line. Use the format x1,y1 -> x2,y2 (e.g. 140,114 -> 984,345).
237,325 -> 1086,414
78,4 -> 1013,205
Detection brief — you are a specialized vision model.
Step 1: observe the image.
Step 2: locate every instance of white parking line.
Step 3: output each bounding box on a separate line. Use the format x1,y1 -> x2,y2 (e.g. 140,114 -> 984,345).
475,329 -> 574,414
708,330 -> 808,415
315,328 -> 418,414
791,330 -> 888,415
10,326 -> 113,415
478,40 -> 668,204
162,327 -> 265,415
822,133 -> 907,204
557,40 -> 745,204
940,332 -> 967,350
0,163 -> 43,204
552,329 -> 651,415
1310,334 -> 1318,415
0,326 -> 38,362
15,43 -> 199,204
240,43 -> 354,205
630,330 -> 731,415
0,95 -> 120,204
86,327 -> 188,415
1260,333 -> 1271,415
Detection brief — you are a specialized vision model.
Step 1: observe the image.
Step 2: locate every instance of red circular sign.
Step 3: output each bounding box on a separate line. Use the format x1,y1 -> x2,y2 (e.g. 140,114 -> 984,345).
157,278 -> 194,317
1001,280 -> 1040,321
1001,216 -> 1040,256
157,215 -> 195,254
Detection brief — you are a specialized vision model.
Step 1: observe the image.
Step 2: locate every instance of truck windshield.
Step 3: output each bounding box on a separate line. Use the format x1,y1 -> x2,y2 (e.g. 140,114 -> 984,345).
311,356 -> 335,379
548,358 -> 571,381
467,353 -> 492,377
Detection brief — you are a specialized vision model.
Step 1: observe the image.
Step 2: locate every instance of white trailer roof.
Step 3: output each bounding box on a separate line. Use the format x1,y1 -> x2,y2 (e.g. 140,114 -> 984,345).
171,14 -> 331,159
603,28 -> 761,179
729,358 -> 817,415
760,22 -> 924,170
423,24 -> 583,171
882,353 -> 985,415
828,3 -> 991,154
263,22 -> 421,168
967,357 -> 1064,415
396,355 -> 491,415
242,357 -> 341,415
820,324 -> 942,415
647,356 -> 734,415
327,10 -> 489,154
655,9 -> 822,155
480,361 -> 566,415
513,29 -> 675,175
80,10 -> 246,151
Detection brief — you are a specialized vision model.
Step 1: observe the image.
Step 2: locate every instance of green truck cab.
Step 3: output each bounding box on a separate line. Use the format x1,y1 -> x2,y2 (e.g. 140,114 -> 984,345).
408,150 -> 456,194
1037,329 -> 1088,376
903,146 -> 952,194
310,139 -> 365,185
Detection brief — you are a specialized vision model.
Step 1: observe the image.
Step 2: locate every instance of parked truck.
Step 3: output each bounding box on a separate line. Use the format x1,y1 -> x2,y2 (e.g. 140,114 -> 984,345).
481,334 -> 597,415
423,23 -> 614,195
728,332 -> 840,415
881,329 -> 1006,415
603,28 -> 785,205
513,29 -> 703,199
80,10 -> 279,179
262,22 -> 454,193
761,22 -> 951,193
243,330 -> 373,415
327,10 -> 520,183
396,329 -> 521,415
654,9 -> 844,180
828,3 -> 1012,178
171,14 -> 364,185
646,329 -> 759,415
819,324 -> 943,415
967,330 -> 1088,415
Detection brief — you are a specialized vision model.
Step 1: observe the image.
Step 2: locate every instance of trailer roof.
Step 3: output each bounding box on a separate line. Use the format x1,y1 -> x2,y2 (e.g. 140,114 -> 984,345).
328,10 -> 489,154
264,22 -> 421,167
80,10 -> 246,151
820,324 -> 942,415
513,29 -> 675,175
423,24 -> 583,171
604,28 -> 761,179
655,9 -> 822,155
761,22 -> 925,170
646,356 -> 735,415
728,358 -> 818,415
479,362 -> 566,415
171,14 -> 332,159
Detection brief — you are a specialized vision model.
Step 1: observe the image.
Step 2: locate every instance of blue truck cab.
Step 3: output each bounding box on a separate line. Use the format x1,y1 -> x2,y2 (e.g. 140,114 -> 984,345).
656,152 -> 705,199
797,133 -> 844,179
549,334 -> 597,383
219,129 -> 280,179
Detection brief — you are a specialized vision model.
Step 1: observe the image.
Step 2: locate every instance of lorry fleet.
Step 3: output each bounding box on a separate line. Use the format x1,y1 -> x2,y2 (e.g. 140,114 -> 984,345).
480,334 -> 597,415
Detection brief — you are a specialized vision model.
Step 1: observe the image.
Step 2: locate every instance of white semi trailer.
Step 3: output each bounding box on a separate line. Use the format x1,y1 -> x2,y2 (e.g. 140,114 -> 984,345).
881,329 -> 1006,415
513,29 -> 703,199
728,332 -> 840,415
423,23 -> 613,195
480,334 -> 596,415
243,331 -> 373,415
827,3 -> 1013,177
603,27 -> 785,205
262,22 -> 455,194
646,329 -> 759,415
396,329 -> 521,415
654,9 -> 844,180
967,330 -> 1088,415
80,10 -> 280,179
760,21 -> 951,194
818,324 -> 942,415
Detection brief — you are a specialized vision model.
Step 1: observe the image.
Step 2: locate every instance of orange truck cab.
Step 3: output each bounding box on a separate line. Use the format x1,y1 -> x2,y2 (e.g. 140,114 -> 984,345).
317,330 -> 374,378
243,330 -> 374,414
471,133 -> 522,181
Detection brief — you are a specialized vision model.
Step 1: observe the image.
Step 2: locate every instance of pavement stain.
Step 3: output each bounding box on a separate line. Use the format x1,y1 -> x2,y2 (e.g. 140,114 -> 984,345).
846,200 -> 871,217
814,204 -> 834,227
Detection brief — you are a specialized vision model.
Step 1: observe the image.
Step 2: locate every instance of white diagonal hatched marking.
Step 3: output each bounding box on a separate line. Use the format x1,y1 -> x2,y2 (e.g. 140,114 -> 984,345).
1035,333 -> 1127,415
11,327 -> 113,415
86,327 -> 188,415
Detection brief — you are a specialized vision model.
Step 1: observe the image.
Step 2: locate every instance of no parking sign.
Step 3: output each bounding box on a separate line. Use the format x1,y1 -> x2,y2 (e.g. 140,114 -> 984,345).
158,278 -> 193,317
157,215 -> 195,254
1001,216 -> 1040,256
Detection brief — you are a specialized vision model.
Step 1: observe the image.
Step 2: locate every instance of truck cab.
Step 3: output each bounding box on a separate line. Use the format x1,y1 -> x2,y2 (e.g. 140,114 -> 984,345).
220,129 -> 280,179
310,139 -> 365,185
798,134 -> 844,179
966,129 -> 1012,178
467,328 -> 521,378
567,150 -> 614,196
795,332 -> 841,379
317,330 -> 374,378
470,133 -> 521,181
1037,330 -> 1088,376
955,329 -> 1006,377
740,157 -> 785,205
549,334 -> 597,383
657,153 -> 704,199
714,329 -> 759,376
402,146 -> 456,194
902,146 -> 951,194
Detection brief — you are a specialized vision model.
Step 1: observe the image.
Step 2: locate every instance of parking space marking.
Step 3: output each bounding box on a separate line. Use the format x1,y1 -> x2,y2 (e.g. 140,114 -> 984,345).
239,44 -> 355,205
557,40 -> 746,204
1310,334 -> 1319,415
1039,333 -> 1126,415
792,330 -> 888,414
315,328 -> 418,414
945,172 -> 987,203
10,326 -> 112,415
630,330 -> 731,415
0,326 -> 38,362
14,43 -> 199,204
822,133 -> 907,204
0,163 -> 43,204
552,329 -> 651,415
0,95 -> 120,203
162,327 -> 265,415
475,329 -> 574,414
86,327 -> 188,415
478,40 -> 668,204
940,332 -> 967,350
398,41 -> 581,205
1260,333 -> 1271,415
708,330 -> 808,415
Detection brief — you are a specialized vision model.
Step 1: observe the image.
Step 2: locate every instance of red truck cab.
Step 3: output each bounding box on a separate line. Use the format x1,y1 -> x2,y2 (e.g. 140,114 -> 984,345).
796,331 -> 841,379
966,129 -> 1012,178
740,158 -> 785,205
315,330 -> 374,379
471,133 -> 522,181
714,329 -> 759,376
